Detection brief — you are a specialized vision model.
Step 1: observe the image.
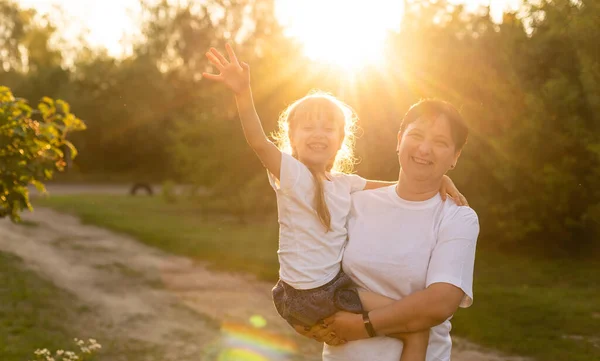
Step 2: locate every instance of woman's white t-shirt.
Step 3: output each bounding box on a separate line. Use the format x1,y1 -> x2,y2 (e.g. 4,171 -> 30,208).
323,185 -> 479,361
268,152 -> 367,290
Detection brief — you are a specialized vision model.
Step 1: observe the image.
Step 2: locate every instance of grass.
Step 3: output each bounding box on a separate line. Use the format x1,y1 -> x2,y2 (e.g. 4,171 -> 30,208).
35,194 -> 600,361
0,252 -> 93,361
452,253 -> 600,361
35,194 -> 280,280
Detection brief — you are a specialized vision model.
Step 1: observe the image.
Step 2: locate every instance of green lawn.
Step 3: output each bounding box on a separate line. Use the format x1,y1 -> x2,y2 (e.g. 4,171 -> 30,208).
35,195 -> 600,361
0,251 -> 94,361
36,194 -> 281,280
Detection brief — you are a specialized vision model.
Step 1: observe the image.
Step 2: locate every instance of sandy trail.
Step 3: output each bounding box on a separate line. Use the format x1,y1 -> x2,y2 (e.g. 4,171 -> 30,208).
0,206 -> 529,361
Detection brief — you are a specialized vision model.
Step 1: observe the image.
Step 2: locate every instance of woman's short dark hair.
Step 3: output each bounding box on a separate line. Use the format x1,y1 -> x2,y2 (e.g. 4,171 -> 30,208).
400,99 -> 469,151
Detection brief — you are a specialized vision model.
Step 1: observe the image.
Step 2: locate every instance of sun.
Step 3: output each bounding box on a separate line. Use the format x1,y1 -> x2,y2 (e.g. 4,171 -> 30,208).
275,0 -> 404,71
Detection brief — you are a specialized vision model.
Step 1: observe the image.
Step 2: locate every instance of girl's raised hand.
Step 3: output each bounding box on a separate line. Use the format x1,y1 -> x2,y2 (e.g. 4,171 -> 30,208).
202,43 -> 250,94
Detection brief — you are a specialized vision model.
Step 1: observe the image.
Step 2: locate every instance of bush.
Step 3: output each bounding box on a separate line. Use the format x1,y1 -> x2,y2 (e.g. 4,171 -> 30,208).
0,86 -> 85,221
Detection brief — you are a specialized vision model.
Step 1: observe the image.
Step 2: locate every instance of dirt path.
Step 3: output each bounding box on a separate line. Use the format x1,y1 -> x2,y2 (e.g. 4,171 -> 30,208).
0,207 -> 529,361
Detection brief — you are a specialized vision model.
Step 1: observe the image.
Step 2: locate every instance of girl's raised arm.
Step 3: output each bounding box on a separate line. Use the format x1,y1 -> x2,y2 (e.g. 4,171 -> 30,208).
203,44 -> 282,179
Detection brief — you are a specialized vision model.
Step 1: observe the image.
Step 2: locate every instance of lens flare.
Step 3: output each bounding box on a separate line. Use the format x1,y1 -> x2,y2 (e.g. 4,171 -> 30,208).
217,348 -> 270,361
249,315 -> 268,328
201,321 -> 299,361
221,322 -> 297,356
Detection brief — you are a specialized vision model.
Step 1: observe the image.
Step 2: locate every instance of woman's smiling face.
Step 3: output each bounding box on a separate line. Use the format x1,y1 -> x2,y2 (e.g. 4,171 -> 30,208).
397,114 -> 461,182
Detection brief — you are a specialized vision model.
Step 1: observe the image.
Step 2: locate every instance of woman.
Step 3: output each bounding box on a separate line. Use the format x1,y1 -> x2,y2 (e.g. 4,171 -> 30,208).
297,99 -> 480,361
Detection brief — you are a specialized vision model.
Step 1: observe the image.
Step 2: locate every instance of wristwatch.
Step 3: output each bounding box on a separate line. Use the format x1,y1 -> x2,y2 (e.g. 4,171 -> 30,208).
362,311 -> 377,337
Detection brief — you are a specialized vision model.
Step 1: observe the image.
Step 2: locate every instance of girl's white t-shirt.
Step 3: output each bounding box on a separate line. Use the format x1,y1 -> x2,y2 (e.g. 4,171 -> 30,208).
268,152 -> 367,290
323,185 -> 479,361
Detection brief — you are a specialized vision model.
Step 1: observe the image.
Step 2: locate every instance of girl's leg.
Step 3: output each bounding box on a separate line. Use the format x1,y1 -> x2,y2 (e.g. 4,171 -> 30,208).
394,330 -> 429,361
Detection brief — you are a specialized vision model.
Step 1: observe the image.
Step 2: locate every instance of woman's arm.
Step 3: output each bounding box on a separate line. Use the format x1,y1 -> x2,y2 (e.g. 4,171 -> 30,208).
203,44 -> 282,178
294,290 -> 439,345
359,291 -> 430,347
288,292 -> 395,346
325,283 -> 464,341
358,290 -> 395,310
368,283 -> 464,334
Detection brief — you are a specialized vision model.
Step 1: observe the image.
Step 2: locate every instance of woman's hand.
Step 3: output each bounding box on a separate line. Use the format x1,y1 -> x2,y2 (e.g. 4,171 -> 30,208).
323,311 -> 370,342
202,43 -> 250,95
292,323 -> 347,346
440,175 -> 468,206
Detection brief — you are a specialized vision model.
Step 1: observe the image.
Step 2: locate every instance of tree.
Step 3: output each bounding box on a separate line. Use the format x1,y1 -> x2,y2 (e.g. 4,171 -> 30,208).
481,0 -> 600,255
0,0 -> 33,72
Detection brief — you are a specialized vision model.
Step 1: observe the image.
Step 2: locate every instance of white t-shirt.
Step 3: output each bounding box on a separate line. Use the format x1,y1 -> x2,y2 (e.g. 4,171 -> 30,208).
323,185 -> 479,361
268,152 -> 367,290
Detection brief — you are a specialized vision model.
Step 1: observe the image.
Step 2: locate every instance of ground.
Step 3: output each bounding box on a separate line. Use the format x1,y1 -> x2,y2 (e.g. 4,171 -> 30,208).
1,184 -> 530,360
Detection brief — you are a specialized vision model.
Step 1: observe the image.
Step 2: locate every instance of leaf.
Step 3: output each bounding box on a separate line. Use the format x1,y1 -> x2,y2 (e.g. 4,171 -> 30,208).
30,180 -> 46,193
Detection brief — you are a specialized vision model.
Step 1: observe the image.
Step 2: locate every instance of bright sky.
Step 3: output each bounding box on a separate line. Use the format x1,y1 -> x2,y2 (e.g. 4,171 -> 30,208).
18,0 -> 143,58
19,0 -> 520,67
276,0 -> 519,68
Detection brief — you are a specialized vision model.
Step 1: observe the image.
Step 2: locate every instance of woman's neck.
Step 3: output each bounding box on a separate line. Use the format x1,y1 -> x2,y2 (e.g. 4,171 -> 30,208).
395,170 -> 442,201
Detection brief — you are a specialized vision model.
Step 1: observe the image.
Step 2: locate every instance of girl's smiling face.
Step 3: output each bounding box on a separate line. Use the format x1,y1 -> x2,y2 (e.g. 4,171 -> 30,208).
289,99 -> 345,171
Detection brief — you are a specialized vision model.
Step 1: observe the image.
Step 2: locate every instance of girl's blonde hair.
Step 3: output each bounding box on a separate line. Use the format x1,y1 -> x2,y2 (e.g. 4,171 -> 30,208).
271,90 -> 359,231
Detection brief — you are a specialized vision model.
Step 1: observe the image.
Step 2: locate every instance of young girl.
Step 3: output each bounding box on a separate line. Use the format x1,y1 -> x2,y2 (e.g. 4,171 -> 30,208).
203,44 -> 467,361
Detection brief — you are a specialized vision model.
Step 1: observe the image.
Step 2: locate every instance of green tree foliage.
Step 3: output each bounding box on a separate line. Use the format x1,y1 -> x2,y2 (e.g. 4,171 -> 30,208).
459,0 -> 600,256
0,87 -> 85,221
486,0 -> 600,255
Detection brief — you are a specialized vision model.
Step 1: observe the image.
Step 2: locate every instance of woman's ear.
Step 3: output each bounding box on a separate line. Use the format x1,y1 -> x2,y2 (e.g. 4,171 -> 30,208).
451,149 -> 462,168
396,131 -> 403,154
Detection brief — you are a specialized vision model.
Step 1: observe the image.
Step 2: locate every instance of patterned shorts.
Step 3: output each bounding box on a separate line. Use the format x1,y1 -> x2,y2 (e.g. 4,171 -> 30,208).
272,270 -> 363,327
